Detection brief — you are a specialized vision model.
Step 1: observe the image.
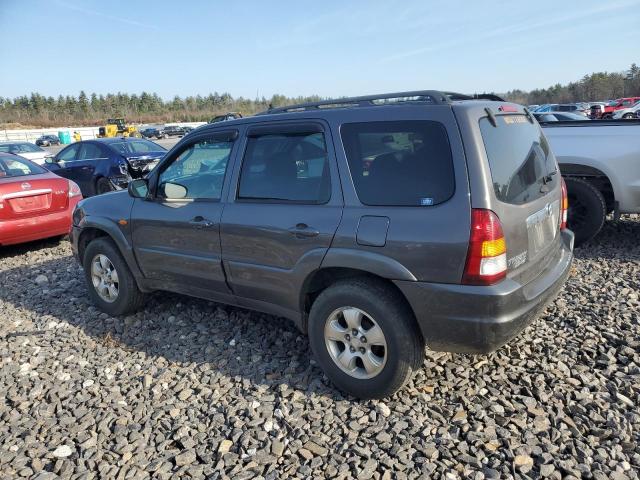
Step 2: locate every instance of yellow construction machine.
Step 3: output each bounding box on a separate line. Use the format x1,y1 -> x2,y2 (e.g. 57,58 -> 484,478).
97,118 -> 140,138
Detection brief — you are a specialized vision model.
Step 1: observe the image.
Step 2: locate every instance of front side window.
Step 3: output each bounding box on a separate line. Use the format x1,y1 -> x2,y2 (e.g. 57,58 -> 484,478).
238,131 -> 330,204
157,135 -> 233,200
57,144 -> 80,161
341,120 -> 454,206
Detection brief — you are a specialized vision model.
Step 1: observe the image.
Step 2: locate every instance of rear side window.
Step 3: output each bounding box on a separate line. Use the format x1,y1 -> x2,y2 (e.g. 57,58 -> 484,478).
479,115 -> 558,205
238,131 -> 330,204
341,121 -> 454,206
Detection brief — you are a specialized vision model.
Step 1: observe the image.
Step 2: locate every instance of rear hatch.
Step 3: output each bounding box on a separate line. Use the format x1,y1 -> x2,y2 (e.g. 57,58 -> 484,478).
477,110 -> 563,285
0,174 -> 69,220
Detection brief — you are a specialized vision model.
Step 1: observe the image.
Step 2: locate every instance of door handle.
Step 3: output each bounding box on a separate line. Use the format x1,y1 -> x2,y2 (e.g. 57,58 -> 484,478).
189,216 -> 216,229
288,223 -> 320,238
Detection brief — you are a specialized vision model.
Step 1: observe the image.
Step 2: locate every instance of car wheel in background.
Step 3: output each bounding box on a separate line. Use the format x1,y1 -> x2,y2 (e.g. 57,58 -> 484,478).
308,278 -> 424,399
565,177 -> 606,247
83,237 -> 146,315
622,113 -> 634,119
96,178 -> 114,195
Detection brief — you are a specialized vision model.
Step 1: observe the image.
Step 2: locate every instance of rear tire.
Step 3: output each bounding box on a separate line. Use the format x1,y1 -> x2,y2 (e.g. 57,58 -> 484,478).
565,177 -> 606,247
622,113 -> 634,119
96,177 -> 113,195
308,278 -> 424,399
83,237 -> 146,316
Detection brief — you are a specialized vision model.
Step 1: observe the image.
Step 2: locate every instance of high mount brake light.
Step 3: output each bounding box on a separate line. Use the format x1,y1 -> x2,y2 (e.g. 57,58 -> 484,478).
462,209 -> 507,286
560,178 -> 568,230
498,105 -> 518,112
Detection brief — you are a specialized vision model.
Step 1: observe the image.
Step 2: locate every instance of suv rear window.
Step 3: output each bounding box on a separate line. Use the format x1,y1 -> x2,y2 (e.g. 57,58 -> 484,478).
479,115 -> 558,205
341,121 -> 454,206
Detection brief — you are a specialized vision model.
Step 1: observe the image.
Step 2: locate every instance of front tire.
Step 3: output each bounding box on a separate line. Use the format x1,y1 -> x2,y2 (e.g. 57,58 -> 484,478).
565,177 -> 606,247
308,278 -> 424,399
83,237 -> 146,316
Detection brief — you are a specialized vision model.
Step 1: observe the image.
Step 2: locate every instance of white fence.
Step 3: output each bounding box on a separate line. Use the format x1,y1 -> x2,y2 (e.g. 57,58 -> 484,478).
0,122 -> 207,143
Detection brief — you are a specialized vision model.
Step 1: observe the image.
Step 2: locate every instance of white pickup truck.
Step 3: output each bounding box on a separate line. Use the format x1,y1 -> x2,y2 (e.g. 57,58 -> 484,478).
540,119 -> 640,245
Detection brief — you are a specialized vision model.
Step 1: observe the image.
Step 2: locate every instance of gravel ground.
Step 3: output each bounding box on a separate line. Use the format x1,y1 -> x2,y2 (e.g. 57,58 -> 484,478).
1,218 -> 638,480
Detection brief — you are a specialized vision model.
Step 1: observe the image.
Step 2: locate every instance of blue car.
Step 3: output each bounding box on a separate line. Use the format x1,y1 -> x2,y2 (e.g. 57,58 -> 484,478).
45,138 -> 166,196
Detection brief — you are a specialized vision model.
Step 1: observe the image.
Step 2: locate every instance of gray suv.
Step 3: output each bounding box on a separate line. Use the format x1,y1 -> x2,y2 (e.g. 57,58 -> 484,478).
70,91 -> 574,398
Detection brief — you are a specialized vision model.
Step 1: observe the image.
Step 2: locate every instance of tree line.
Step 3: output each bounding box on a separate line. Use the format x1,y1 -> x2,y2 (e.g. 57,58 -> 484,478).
503,63 -> 640,105
0,92 -> 322,128
1,63 -> 638,128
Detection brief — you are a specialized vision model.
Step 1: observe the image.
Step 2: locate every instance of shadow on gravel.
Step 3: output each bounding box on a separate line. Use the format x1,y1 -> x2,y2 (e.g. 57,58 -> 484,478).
575,216 -> 640,260
0,249 -> 341,399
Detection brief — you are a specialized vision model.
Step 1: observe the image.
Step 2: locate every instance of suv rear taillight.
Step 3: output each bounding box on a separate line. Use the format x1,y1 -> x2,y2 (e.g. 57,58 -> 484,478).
560,178 -> 568,230
462,209 -> 507,286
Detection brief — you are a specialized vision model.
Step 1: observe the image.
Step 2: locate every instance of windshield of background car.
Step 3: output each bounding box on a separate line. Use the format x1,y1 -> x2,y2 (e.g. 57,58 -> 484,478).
0,142 -> 44,154
341,120 -> 454,206
0,155 -> 46,177
110,140 -> 166,155
479,114 -> 558,205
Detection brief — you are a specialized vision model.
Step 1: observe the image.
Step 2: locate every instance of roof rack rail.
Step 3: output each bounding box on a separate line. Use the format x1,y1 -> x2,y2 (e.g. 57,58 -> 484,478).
259,90 -> 505,115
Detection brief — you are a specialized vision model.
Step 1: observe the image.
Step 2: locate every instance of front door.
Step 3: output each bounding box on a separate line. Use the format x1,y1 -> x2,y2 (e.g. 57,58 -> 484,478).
220,121 -> 343,316
74,142 -> 109,195
130,130 -> 238,300
48,143 -> 81,182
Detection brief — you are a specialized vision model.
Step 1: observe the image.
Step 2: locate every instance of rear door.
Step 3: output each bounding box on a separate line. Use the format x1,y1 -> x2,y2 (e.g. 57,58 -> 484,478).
469,107 -> 563,284
74,142 -> 109,194
220,121 -> 342,315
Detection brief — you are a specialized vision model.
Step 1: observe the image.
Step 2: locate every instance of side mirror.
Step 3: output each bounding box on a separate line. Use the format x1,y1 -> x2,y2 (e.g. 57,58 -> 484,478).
128,178 -> 149,198
45,156 -> 55,164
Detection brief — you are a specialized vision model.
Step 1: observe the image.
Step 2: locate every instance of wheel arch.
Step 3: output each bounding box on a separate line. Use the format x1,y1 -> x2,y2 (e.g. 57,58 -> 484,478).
76,218 -> 146,289
299,266 -> 420,338
560,163 -> 615,213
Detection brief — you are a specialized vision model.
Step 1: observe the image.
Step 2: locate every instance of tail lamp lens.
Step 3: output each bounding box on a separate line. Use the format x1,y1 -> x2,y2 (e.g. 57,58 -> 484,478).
68,180 -> 82,198
560,178 -> 568,230
462,209 -> 507,285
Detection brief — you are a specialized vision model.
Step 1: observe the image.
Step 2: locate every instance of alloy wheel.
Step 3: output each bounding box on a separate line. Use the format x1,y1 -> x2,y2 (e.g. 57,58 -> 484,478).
324,307 -> 387,379
91,254 -> 119,303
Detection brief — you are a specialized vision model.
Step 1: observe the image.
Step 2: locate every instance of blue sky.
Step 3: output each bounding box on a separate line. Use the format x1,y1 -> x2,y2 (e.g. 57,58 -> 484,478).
0,0 -> 638,99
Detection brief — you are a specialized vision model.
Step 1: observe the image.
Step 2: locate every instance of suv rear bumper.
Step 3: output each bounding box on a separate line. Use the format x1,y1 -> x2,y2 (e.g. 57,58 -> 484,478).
394,229 -> 574,354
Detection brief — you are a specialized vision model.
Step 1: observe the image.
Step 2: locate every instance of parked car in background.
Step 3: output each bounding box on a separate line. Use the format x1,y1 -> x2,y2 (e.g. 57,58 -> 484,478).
532,104 -> 559,113
600,97 -> 640,119
534,112 -> 590,122
163,125 -> 186,137
35,135 -> 61,147
209,112 -> 243,123
45,138 -> 166,197
0,142 -> 53,165
0,153 -> 82,246
181,126 -> 195,134
611,100 -> 640,119
70,91 -> 573,398
555,104 -> 588,116
541,119 -> 640,245
589,103 -> 608,119
140,127 -> 165,139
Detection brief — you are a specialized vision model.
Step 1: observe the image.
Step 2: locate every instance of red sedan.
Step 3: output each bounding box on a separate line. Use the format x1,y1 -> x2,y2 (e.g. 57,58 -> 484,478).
0,153 -> 82,246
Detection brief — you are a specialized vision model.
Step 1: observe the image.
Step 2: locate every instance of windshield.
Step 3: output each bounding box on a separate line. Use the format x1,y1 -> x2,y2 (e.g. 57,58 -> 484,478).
479,115 -> 558,205
0,155 -> 46,177
110,139 -> 166,155
0,142 -> 44,154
